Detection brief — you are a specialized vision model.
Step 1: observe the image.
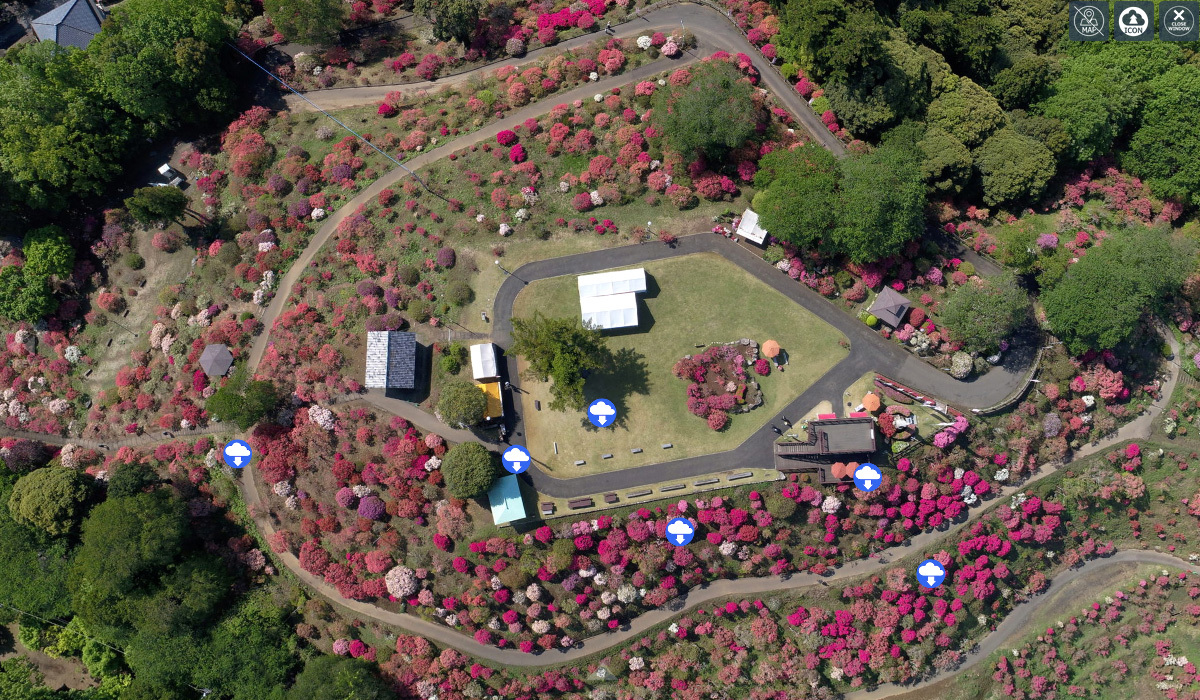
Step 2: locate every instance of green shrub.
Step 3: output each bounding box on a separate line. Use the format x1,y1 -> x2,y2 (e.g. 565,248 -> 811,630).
834,270 -> 853,288
864,314 -> 878,327
811,96 -> 831,114
958,261 -> 975,276
124,252 -> 145,270
477,89 -> 496,107
398,265 -> 420,286
763,244 -> 786,265
408,300 -> 431,323
780,63 -> 799,80
440,354 -> 461,375
444,281 -> 474,306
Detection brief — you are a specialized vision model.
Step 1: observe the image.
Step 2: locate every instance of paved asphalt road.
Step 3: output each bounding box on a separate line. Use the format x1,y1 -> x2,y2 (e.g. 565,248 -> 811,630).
281,2 -> 847,156
492,233 -> 1036,497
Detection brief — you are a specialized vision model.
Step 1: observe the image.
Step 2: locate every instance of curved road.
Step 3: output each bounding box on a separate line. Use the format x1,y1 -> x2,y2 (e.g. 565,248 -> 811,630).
283,2 -> 847,156
12,7 -> 1184,692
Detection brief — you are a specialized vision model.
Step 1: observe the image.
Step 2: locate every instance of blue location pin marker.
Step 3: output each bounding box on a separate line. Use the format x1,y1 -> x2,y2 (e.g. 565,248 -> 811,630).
852,462 -> 882,492
587,398 -> 617,428
917,559 -> 947,588
501,444 -> 532,474
223,439 -> 253,469
665,517 -> 695,546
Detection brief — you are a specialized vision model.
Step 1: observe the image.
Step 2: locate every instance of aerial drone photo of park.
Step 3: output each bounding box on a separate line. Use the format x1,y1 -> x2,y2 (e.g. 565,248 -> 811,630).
7,0 -> 1200,697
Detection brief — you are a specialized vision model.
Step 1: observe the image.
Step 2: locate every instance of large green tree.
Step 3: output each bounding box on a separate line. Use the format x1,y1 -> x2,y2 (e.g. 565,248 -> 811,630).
0,473 -> 72,623
778,0 -> 886,83
0,266 -> 57,323
830,142 -> 926,264
69,489 -> 188,637
941,272 -> 1029,353
651,60 -> 757,163
925,75 -> 1003,148
1042,228 -> 1196,353
286,656 -> 392,700
1124,65 -> 1200,206
89,0 -> 234,133
21,226 -> 74,281
8,468 -> 90,537
917,126 -> 972,195
413,0 -> 483,46
436,379 -> 488,429
264,0 -> 347,45
990,54 -> 1056,110
440,442 -> 496,500
205,367 -> 279,430
0,42 -> 132,208
194,596 -> 299,700
753,144 -> 839,250
125,186 -> 188,225
973,127 -> 1056,206
510,313 -> 611,412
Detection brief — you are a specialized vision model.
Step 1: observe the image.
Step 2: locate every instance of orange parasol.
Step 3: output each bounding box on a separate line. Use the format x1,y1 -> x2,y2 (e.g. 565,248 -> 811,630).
831,462 -> 849,479
762,340 -> 780,358
862,393 -> 881,413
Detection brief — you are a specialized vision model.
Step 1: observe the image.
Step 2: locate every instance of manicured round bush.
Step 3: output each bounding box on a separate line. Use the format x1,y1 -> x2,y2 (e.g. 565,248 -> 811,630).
8,467 -> 89,536
356,280 -> 382,297
408,300 -> 431,323
437,379 -> 486,428
707,409 -> 729,431
335,487 -> 358,509
365,313 -> 406,332
440,353 -> 461,375
496,130 -> 518,146
124,252 -> 145,270
505,37 -> 526,56
357,496 -> 386,520
398,265 -> 420,286
754,359 -> 771,376
444,282 -> 473,306
436,247 -> 456,268
96,292 -> 125,314
864,314 -> 878,327
441,442 -> 497,499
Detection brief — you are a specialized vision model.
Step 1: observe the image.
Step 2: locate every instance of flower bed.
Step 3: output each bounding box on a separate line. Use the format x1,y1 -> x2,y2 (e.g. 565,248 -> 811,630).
672,342 -> 765,431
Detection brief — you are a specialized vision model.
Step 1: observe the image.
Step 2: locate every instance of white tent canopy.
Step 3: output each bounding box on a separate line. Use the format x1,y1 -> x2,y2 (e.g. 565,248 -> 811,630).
470,343 -> 499,381
735,208 -> 768,245
581,292 -> 639,329
577,268 -> 647,298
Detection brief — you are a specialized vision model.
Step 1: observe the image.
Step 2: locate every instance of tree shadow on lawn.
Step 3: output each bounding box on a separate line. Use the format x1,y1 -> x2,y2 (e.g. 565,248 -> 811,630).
577,347 -> 651,433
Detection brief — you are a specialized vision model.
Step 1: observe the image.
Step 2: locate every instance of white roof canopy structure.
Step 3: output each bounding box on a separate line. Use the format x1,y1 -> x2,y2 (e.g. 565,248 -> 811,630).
581,292 -> 639,329
577,268 -> 647,298
470,343 -> 499,381
735,209 -> 769,245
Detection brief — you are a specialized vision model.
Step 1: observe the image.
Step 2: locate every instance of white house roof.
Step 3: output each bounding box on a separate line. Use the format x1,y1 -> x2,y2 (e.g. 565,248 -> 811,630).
577,268 -> 647,298
470,343 -> 499,381
581,292 -> 639,329
735,209 -> 768,244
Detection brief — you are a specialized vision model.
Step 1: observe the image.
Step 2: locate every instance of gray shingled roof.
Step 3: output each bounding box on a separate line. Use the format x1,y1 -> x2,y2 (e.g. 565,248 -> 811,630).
867,287 -> 911,328
199,344 -> 234,379
32,0 -> 105,49
365,331 -> 416,389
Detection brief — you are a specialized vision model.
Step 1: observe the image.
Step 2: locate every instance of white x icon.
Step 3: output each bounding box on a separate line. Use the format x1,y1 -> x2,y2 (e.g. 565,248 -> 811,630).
1174,8 -> 1186,20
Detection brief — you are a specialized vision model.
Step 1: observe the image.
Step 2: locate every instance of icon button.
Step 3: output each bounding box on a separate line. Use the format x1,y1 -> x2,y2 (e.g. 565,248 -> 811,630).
501,445 -> 532,474
1162,1 -> 1199,40
1070,1 -> 1109,40
1115,1 -> 1155,39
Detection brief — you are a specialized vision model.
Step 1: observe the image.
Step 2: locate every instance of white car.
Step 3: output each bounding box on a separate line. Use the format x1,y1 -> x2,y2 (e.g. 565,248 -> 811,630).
157,163 -> 184,187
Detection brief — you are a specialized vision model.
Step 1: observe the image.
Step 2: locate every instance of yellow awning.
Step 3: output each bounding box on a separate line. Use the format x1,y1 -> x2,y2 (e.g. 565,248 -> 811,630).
477,381 -> 503,420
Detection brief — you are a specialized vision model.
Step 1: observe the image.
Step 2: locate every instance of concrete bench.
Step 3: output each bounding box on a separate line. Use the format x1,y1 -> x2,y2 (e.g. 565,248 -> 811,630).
601,453 -> 613,459
574,460 -> 586,466
631,448 -> 642,454
694,478 -> 719,486
728,472 -> 753,480
626,489 -> 652,498
661,443 -> 673,449
660,484 -> 685,492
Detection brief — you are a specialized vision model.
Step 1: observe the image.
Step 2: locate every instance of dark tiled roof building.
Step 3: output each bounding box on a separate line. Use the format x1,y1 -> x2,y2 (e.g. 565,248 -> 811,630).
32,0 -> 106,49
365,331 -> 416,389
868,287 -> 912,328
775,416 -> 877,482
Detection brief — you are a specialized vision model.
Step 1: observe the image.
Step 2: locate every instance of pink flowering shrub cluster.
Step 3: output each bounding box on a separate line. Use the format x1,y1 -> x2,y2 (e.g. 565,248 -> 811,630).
672,344 -> 763,431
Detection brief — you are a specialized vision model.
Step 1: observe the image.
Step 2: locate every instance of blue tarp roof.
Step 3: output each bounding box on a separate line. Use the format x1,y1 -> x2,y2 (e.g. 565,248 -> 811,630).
487,475 -> 526,525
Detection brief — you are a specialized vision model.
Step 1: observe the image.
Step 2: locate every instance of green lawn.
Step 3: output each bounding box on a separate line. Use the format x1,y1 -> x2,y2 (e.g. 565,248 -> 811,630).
512,252 -> 849,476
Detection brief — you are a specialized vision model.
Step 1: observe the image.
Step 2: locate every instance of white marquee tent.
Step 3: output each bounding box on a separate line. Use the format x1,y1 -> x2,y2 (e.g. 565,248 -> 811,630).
470,343 -> 499,381
580,292 -> 639,330
577,268 -> 647,298
735,208 -> 769,245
